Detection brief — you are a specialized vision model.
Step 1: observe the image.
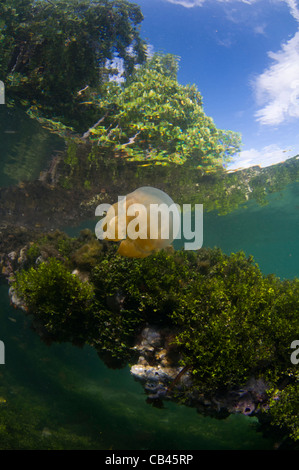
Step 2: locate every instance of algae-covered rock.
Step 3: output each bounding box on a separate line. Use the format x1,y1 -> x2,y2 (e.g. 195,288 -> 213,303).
3,228 -> 298,445
71,238 -> 103,270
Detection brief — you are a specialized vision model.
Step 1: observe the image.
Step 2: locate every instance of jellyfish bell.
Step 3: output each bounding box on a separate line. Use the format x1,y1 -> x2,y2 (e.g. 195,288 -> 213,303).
100,196 -> 127,241
99,186 -> 180,258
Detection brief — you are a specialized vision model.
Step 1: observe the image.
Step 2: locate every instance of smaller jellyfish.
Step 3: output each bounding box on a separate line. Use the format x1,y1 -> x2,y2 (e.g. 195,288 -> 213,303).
98,186 -> 180,258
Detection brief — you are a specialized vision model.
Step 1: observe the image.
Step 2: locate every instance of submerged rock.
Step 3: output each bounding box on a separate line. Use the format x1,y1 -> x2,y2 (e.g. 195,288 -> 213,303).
130,326 -> 185,405
8,286 -> 27,312
0,228 -> 286,428
130,325 -> 269,416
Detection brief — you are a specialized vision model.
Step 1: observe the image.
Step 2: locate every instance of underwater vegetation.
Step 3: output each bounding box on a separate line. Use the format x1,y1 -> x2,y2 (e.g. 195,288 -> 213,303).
10,229 -> 299,446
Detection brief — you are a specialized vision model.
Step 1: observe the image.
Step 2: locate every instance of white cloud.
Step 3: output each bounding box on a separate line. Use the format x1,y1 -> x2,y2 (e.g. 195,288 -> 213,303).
227,144 -> 294,170
107,44 -> 155,83
254,31 -> 299,125
284,0 -> 299,22
165,0 -> 257,7
145,44 -> 155,59
165,0 -> 205,6
252,0 -> 299,125
253,23 -> 267,35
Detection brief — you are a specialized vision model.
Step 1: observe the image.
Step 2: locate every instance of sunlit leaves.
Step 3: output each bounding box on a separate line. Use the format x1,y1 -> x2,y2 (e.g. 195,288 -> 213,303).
90,53 -> 241,171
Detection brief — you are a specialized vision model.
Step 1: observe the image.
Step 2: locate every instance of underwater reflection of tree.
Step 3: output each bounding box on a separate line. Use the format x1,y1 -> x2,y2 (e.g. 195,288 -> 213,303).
0,0 -> 146,129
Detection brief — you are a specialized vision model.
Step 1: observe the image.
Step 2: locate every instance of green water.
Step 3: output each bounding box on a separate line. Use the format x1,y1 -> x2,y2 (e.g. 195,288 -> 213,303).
1,109 -> 297,450
0,107 -> 63,187
204,183 -> 299,280
0,282 -> 275,450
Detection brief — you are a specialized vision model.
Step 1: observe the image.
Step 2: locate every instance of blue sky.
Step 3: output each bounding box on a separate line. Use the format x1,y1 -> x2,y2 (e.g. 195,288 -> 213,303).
132,0 -> 299,170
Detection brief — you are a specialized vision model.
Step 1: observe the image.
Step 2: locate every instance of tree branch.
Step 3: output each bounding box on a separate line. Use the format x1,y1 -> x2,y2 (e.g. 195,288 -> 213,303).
121,130 -> 141,147
81,113 -> 108,140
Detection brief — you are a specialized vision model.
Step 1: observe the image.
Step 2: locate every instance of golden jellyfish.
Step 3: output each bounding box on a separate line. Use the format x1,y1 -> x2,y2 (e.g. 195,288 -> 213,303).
95,186 -> 180,258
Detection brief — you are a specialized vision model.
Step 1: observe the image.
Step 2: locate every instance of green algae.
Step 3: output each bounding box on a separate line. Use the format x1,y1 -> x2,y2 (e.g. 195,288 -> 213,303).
11,233 -> 299,446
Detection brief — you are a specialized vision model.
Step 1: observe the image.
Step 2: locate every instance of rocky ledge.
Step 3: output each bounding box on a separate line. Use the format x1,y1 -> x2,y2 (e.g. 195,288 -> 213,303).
0,229 -> 274,422
130,325 -> 269,417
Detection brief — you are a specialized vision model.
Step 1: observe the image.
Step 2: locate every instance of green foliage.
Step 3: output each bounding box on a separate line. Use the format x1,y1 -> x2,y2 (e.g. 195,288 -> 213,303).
25,243 -> 41,264
87,53 -> 241,170
65,139 -> 79,170
91,247 -> 190,324
14,257 -> 96,345
24,230 -> 79,265
170,252 -> 298,390
70,238 -> 103,270
90,248 -> 299,391
14,243 -> 299,391
0,0 -> 146,128
268,383 -> 299,442
20,228 -> 106,273
13,236 -> 299,442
